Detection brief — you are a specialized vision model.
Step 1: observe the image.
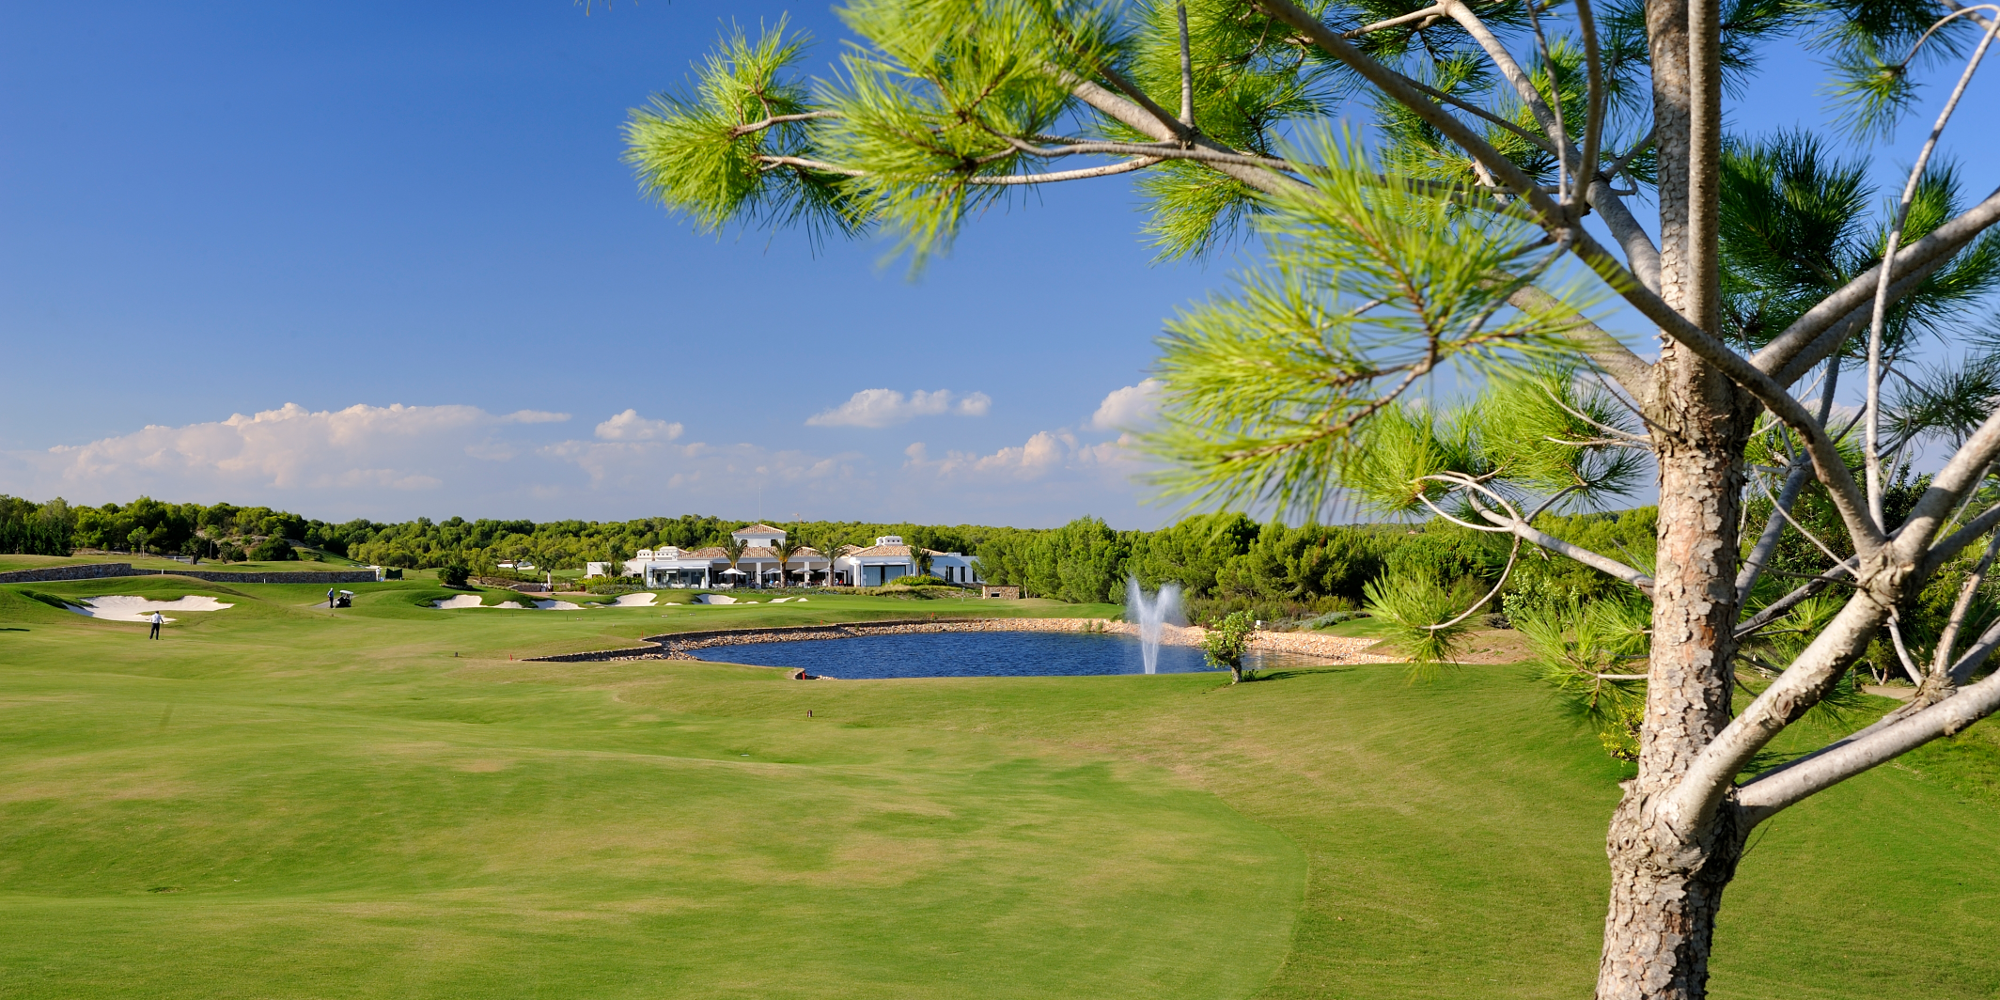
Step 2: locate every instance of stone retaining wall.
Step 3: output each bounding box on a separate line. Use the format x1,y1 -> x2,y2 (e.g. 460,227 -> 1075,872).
526,617 -> 1396,665
0,563 -> 138,585
149,569 -> 381,585
0,564 -> 379,585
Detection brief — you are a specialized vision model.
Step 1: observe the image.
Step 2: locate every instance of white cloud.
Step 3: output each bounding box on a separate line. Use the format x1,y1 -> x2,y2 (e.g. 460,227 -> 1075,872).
807,389 -> 992,428
594,409 -> 684,442
505,410 -> 573,424
0,393 -> 1165,525
957,430 -> 1071,476
910,428 -> 1144,482
1090,379 -> 1163,431
0,400 -> 883,520
31,402 -> 509,493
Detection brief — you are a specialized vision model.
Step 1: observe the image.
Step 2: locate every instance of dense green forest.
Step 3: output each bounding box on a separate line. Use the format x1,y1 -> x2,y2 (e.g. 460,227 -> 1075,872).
0,496 -> 76,557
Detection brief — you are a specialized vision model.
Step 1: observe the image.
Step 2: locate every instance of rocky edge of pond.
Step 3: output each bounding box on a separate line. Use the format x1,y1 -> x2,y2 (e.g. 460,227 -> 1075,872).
527,617 -> 1398,670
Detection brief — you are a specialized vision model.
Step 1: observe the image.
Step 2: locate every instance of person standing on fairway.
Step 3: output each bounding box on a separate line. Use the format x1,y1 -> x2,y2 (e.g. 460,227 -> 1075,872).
327,587 -> 336,609
148,611 -> 163,640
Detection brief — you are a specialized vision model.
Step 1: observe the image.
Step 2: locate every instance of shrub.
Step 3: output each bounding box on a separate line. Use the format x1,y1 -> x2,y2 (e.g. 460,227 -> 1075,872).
1381,529 -> 1502,589
438,564 -> 471,588
1203,610 -> 1257,683
218,545 -> 246,563
248,537 -> 297,561
1305,609 -> 1368,630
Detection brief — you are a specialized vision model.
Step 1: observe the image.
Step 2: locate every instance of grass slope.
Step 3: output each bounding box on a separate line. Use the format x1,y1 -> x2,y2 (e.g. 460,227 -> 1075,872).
2,581 -> 1999,997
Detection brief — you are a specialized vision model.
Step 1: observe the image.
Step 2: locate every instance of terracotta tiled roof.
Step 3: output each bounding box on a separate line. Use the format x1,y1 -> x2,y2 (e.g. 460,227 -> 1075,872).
733,524 -> 784,535
846,544 -> 947,558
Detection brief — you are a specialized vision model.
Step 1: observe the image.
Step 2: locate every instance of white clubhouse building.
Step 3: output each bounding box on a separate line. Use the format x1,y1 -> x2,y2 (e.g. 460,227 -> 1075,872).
618,524 -> 981,589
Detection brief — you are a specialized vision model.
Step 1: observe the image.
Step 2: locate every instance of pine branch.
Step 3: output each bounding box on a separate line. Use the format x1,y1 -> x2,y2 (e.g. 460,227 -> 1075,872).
1757,187 -> 2000,379
1738,659 -> 2000,823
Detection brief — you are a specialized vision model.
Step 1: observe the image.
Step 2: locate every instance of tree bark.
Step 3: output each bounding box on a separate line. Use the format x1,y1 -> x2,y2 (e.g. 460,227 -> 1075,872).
1595,4 -> 1753,997
1647,0 -> 1692,318
1598,794 -> 1748,999
1595,370 -> 1753,999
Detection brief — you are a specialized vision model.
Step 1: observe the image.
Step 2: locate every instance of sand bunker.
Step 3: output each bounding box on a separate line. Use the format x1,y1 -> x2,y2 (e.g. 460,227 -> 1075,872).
606,593 -> 657,608
695,594 -> 737,605
69,595 -> 235,623
533,599 -> 583,611
432,595 -> 528,609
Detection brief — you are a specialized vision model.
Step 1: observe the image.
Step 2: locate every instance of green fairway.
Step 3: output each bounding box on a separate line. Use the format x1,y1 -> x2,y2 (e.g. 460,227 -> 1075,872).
3,578 -> 2000,998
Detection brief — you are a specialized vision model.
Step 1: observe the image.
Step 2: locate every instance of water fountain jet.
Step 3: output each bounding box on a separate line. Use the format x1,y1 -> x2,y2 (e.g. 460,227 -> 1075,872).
1125,577 -> 1184,674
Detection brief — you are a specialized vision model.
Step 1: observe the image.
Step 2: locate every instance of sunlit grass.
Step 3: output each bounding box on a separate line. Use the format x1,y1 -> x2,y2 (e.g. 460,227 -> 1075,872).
2,579 -> 1999,998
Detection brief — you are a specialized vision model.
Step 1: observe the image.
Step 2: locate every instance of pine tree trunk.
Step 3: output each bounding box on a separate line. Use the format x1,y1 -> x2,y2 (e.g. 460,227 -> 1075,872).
1594,395 -> 1752,999
1593,3 -> 1752,994
1596,794 -> 1748,999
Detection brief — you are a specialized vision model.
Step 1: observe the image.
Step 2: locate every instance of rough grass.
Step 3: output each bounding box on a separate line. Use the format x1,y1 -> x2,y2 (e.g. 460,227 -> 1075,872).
3,580 -> 2000,998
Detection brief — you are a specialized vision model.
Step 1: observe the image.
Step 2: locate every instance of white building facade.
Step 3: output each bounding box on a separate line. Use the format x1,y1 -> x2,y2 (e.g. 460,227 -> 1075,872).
832,535 -> 981,587
620,526 -> 980,588
623,524 -> 837,588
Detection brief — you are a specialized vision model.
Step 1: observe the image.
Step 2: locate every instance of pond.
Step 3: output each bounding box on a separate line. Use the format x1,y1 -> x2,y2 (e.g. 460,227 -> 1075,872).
683,630 -> 1307,680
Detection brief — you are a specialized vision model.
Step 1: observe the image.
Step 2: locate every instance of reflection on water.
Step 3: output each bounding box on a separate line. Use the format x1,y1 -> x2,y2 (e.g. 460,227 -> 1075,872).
683,630 -> 1305,679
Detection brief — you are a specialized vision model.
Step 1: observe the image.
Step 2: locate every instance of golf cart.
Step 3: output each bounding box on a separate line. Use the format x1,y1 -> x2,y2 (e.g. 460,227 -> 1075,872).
333,590 -> 354,608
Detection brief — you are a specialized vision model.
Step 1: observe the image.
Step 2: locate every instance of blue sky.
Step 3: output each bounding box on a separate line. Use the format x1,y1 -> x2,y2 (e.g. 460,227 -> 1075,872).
3,2 -> 1994,528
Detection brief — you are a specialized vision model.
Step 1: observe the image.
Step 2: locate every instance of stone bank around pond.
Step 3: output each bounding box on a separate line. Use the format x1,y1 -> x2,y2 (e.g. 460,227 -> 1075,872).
529,617 -> 1397,665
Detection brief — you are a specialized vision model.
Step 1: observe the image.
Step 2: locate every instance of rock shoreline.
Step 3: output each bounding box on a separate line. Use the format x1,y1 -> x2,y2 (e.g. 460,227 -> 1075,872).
526,617 -> 1396,666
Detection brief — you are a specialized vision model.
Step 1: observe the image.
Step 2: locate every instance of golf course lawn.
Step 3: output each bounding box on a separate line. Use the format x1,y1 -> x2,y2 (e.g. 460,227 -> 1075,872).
3,578 -> 2000,998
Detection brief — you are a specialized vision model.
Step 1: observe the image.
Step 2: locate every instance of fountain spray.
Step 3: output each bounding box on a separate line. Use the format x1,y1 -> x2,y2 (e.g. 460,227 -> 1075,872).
1125,577 -> 1184,674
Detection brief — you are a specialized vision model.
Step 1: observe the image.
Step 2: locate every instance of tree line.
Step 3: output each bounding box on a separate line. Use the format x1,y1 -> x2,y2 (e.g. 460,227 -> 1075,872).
1,495 -> 338,562
0,496 -> 76,557
8,493 -> 1677,624
974,509 -> 1658,623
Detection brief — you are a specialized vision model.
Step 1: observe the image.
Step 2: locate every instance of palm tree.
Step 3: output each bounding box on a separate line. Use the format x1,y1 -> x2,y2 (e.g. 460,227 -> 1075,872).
909,542 -> 934,582
769,534 -> 799,589
815,532 -> 847,585
719,536 -> 747,589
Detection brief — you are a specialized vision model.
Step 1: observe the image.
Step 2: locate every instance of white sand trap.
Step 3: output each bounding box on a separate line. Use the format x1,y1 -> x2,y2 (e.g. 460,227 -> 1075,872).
770,597 -> 792,603
432,595 -> 528,609
607,593 -> 657,608
71,595 -> 234,623
695,594 -> 737,605
533,599 -> 583,611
